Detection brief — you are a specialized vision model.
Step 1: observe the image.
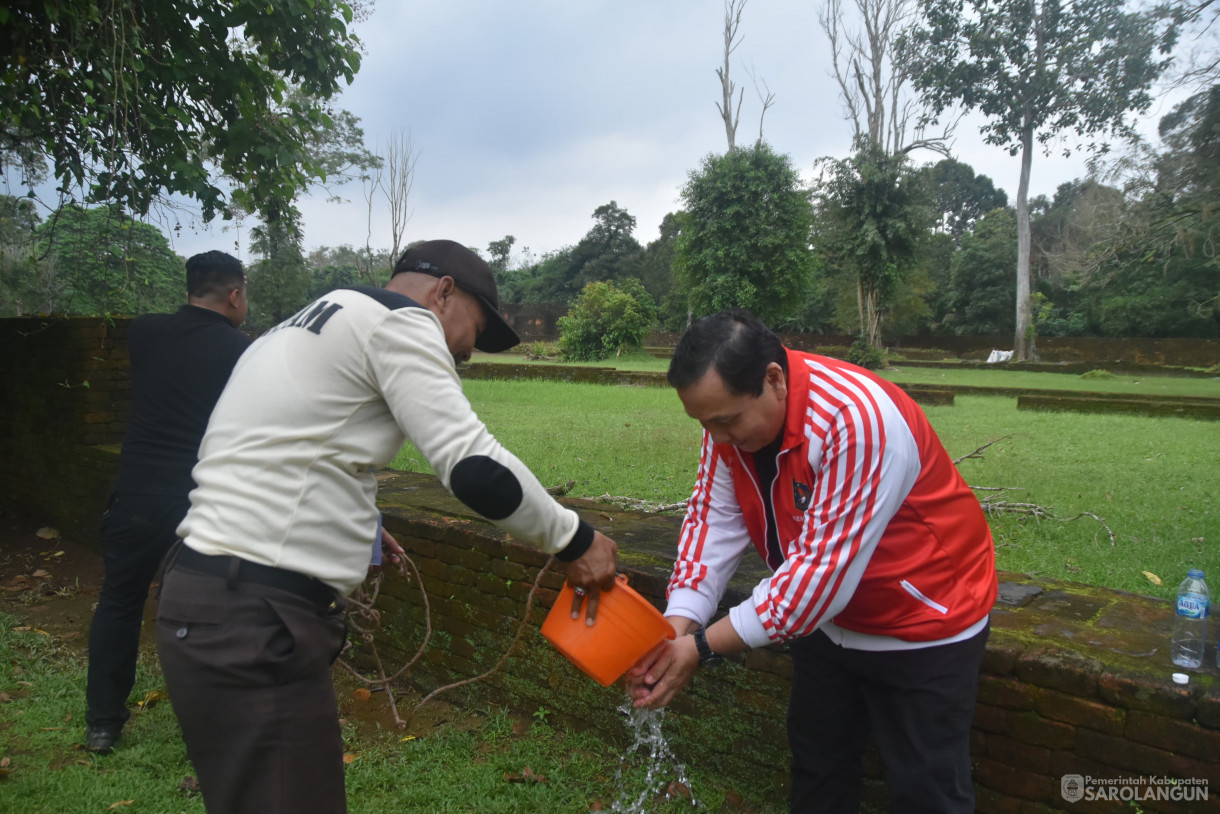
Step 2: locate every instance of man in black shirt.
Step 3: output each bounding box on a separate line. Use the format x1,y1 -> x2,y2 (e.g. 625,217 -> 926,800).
84,251 -> 251,753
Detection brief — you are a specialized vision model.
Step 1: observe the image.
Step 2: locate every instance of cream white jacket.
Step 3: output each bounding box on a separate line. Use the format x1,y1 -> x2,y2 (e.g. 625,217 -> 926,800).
179,287 -> 590,596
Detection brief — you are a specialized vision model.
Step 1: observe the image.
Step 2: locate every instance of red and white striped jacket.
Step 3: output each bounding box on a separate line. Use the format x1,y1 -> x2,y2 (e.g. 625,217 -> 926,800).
666,348 -> 998,650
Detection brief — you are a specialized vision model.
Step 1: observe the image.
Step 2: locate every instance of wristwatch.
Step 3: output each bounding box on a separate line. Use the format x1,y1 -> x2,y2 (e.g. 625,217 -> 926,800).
693,628 -> 724,668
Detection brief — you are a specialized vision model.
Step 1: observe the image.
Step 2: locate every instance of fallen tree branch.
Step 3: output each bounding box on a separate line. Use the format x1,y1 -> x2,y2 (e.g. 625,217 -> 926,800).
953,434 -> 1013,465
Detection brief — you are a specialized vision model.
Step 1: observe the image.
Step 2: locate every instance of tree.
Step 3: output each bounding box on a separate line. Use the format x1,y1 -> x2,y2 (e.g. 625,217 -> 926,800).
557,279 -> 658,362
815,140 -> 932,349
919,158 -> 1009,240
24,205 -> 183,315
246,205 -> 309,329
820,0 -> 953,156
945,207 -> 1018,335
363,129 -> 417,280
232,89 -> 378,323
1,1 -> 364,221
0,194 -> 41,315
506,203 -> 644,304
675,143 -> 817,325
636,213 -> 687,329
903,0 -> 1177,360
716,0 -> 748,151
568,201 -> 643,292
487,236 -> 517,276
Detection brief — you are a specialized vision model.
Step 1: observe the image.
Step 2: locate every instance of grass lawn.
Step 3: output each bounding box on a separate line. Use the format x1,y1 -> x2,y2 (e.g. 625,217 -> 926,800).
0,612 -> 763,813
474,349 -> 1220,400
393,378 -> 1217,600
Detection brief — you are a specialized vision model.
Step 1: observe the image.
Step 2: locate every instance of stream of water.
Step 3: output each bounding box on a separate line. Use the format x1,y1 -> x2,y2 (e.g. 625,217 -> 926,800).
609,698 -> 705,813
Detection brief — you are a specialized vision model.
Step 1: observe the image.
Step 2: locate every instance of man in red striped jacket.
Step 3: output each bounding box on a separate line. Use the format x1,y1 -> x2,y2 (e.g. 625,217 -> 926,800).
628,310 -> 997,813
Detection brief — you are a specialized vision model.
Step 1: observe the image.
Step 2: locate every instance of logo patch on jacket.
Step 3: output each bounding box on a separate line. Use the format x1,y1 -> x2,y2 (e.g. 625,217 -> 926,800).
792,479 -> 812,511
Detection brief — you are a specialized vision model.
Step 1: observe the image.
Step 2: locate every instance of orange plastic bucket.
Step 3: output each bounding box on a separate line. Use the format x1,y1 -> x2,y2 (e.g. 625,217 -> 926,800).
541,574 -> 676,687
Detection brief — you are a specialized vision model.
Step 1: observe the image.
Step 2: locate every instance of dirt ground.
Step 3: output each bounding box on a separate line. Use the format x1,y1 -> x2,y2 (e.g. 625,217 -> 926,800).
0,509 -> 106,651
0,506 -> 511,742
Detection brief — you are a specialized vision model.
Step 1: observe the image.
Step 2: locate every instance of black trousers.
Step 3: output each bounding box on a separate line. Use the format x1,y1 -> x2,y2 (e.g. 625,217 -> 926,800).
86,492 -> 189,729
156,556 -> 348,814
787,624 -> 990,814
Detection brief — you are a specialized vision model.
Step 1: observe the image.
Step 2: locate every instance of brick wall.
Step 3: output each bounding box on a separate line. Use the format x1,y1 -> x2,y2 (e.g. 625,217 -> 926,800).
0,317 -> 129,537
367,474 -> 1220,813
2,316 -> 1216,812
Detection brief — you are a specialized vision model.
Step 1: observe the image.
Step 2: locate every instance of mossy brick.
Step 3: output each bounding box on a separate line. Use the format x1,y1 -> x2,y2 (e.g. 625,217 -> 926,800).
975,703 -> 1012,734
399,536 -> 436,560
536,570 -> 565,591
1199,690 -> 1220,729
1047,750 -> 1131,789
486,593 -> 526,621
1014,647 -> 1101,698
500,540 -> 552,569
1035,689 -> 1125,735
488,557 -> 531,583
1074,728 -> 1179,776
1097,670 -> 1196,720
434,544 -> 491,572
982,634 -> 1023,675
985,734 -> 1051,774
974,784 -> 1023,814
731,687 -> 784,717
1124,710 -> 1220,763
974,756 -> 1055,802
978,675 -> 1039,710
1015,803 -> 1071,814
1008,710 -> 1076,750
475,572 -> 509,598
447,635 -> 477,660
418,556 -> 468,586
83,412 -> 116,425
623,569 -> 670,597
742,646 -> 793,679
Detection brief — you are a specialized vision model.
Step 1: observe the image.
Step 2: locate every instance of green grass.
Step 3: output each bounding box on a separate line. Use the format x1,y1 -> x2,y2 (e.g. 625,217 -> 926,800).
879,365 -> 1220,399
393,380 -> 1217,600
393,380 -> 701,504
478,349 -> 1220,399
0,612 -> 771,813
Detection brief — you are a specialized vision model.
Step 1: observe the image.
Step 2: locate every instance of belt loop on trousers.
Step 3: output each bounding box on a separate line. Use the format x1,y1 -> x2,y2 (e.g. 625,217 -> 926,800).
225,556 -> 240,591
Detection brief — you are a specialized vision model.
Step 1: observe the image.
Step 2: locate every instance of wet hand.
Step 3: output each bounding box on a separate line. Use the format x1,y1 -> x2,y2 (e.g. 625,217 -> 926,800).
625,635 -> 699,710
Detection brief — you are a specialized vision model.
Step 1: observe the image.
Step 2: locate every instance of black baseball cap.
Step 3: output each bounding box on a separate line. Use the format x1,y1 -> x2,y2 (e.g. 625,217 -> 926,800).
392,240 -> 520,353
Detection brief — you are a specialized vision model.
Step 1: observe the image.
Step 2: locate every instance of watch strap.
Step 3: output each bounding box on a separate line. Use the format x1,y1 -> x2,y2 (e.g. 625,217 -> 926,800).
694,628 -> 723,666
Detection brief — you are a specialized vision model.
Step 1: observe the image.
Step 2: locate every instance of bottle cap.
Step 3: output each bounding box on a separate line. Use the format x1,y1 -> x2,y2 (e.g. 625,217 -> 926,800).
1172,673 -> 1189,685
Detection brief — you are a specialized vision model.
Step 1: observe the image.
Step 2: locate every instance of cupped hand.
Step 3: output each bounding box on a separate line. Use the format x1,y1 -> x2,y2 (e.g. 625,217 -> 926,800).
624,634 -> 699,710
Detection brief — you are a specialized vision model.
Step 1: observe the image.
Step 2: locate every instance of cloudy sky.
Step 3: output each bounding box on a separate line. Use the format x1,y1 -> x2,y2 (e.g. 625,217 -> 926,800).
164,0 -> 1186,266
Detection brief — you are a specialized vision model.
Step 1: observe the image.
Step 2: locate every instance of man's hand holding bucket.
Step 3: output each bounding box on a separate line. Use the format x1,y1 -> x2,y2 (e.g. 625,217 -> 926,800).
564,530 -> 618,625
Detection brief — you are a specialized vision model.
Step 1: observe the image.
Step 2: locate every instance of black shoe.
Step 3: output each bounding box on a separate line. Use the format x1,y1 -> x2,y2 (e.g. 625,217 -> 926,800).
85,725 -> 121,754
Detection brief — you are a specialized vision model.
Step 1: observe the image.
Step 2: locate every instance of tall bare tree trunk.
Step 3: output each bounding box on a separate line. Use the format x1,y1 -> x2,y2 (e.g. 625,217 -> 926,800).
716,0 -> 747,152
1014,115 -> 1038,362
383,130 -> 418,270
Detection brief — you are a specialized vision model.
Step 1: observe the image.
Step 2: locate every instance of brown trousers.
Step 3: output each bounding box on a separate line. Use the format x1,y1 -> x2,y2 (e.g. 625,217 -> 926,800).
156,561 -> 348,814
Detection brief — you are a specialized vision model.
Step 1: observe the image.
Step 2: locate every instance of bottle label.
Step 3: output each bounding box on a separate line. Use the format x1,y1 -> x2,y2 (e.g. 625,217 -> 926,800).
1177,593 -> 1209,619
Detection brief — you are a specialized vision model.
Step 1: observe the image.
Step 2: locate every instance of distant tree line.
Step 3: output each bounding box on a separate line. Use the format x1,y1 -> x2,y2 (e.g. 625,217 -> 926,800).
1,0 -> 1215,354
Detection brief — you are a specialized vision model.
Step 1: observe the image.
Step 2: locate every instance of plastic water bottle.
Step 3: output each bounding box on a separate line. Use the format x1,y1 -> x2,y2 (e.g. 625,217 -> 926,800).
1171,569 -> 1209,669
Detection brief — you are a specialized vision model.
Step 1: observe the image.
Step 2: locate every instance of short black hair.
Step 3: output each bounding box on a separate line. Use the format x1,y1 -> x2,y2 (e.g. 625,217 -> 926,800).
186,251 -> 244,300
667,309 -> 787,396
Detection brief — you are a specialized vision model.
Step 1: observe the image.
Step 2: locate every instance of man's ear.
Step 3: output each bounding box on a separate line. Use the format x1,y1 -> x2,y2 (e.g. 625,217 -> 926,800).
227,288 -> 242,309
765,362 -> 787,400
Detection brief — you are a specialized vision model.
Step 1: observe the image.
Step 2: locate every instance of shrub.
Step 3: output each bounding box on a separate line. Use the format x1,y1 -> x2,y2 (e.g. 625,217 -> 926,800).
557,279 -> 657,362
846,338 -> 886,370
523,341 -> 559,361
1080,369 -> 1115,380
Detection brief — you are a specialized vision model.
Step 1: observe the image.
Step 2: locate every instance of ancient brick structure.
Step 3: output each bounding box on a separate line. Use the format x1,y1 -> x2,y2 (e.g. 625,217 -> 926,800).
2,316 -> 1217,812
